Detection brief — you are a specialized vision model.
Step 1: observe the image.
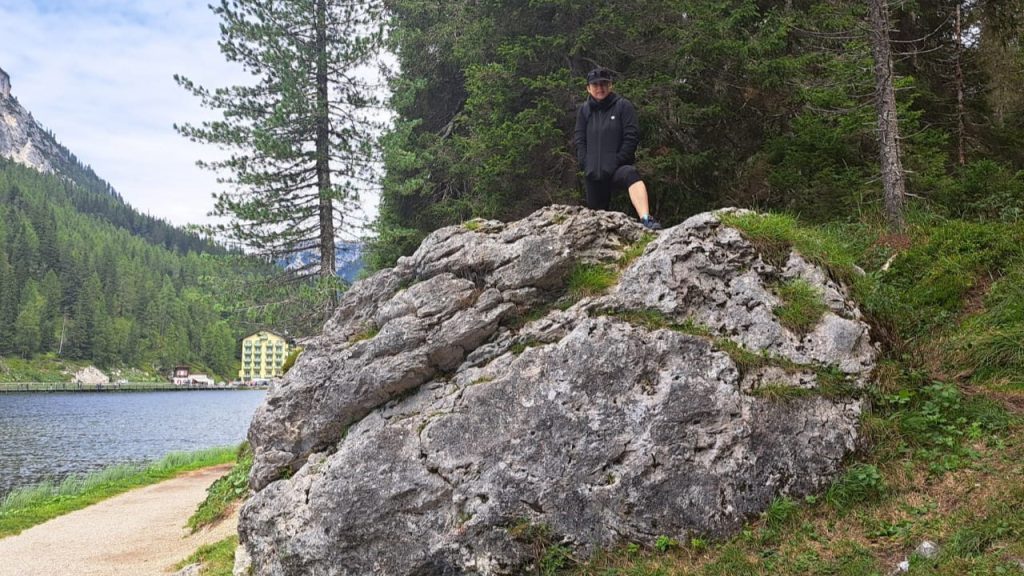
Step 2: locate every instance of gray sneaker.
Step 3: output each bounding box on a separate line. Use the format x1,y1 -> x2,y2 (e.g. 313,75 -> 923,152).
640,215 -> 663,231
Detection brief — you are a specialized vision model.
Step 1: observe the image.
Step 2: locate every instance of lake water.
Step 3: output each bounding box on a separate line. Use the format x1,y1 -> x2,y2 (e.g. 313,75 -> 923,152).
0,390 -> 265,498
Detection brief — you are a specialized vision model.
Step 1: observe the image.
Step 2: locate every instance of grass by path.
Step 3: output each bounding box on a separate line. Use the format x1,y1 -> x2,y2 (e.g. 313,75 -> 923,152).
177,535 -> 239,576
0,446 -> 239,538
187,444 -> 253,533
175,444 -> 252,575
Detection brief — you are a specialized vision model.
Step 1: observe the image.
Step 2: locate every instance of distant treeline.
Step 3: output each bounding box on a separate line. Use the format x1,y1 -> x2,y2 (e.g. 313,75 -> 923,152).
370,0 -> 1024,268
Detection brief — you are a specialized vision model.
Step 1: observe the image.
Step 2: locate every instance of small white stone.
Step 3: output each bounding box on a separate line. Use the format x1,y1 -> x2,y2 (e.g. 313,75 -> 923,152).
914,540 -> 939,559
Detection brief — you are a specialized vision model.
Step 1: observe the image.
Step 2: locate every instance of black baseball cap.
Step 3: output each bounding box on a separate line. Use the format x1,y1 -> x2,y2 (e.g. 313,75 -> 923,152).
586,68 -> 613,84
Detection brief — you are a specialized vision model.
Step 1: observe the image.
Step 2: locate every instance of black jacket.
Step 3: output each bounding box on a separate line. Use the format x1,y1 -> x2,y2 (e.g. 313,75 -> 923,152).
573,93 -> 640,180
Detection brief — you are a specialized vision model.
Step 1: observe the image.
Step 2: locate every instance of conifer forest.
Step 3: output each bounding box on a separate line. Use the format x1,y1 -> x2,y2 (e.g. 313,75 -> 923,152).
5,0 -> 1024,382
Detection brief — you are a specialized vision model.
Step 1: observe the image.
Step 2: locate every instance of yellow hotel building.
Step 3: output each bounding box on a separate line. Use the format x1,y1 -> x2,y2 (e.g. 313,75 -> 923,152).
239,331 -> 289,381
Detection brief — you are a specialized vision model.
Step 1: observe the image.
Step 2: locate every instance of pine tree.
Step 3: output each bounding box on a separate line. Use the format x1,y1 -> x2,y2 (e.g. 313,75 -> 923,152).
38,270 -> 62,353
175,0 -> 384,281
202,321 -> 239,380
13,280 -> 44,357
0,254 -> 17,355
67,272 -> 104,359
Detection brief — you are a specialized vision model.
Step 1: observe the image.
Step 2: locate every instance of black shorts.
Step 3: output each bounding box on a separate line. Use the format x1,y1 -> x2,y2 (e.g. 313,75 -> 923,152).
584,165 -> 643,211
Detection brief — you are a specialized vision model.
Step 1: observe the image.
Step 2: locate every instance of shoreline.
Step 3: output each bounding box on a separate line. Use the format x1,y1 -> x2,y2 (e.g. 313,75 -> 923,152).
0,446 -> 241,538
0,382 -> 269,393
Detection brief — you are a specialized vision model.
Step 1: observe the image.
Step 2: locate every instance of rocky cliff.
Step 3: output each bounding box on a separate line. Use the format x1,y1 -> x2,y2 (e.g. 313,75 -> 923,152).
0,67 -> 10,100
237,206 -> 876,575
0,69 -> 64,174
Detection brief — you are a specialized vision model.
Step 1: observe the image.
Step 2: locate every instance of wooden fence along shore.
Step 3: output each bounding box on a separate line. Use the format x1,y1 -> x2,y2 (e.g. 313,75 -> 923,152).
0,382 -> 269,393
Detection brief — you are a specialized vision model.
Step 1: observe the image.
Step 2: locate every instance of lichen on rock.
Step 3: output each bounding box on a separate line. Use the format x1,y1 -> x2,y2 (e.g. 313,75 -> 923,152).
237,206 -> 876,575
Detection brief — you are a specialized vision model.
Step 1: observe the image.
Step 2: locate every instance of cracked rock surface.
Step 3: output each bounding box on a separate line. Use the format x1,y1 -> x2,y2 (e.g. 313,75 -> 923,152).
238,206 -> 876,575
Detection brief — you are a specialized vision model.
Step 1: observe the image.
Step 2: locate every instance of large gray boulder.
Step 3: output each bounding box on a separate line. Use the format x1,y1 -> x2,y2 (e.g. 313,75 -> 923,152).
238,206 -> 876,575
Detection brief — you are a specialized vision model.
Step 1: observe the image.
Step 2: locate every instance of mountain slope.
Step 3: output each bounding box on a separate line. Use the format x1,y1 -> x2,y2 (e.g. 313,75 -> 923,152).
0,67 -> 220,255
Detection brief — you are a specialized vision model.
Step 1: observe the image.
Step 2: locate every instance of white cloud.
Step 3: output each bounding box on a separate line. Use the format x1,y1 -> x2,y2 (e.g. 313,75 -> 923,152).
0,1 -> 274,227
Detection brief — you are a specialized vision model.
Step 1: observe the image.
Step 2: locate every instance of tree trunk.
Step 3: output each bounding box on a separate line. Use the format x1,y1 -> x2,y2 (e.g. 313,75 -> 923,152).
954,2 -> 967,166
315,0 -> 336,279
869,0 -> 907,231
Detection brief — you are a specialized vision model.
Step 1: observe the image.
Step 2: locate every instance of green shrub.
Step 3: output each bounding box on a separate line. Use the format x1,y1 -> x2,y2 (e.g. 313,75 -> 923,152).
281,347 -> 303,374
935,159 -> 1024,222
653,534 -> 678,553
892,382 -> 1011,473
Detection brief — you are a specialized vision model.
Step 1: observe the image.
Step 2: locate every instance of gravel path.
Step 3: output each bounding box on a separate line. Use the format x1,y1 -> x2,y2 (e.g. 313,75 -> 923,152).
0,464 -> 238,576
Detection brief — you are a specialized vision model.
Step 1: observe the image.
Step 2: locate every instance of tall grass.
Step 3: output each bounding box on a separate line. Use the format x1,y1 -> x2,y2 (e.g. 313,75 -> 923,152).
566,262 -> 618,301
952,271 -> 1024,388
773,279 -> 828,334
0,445 -> 238,537
718,211 -> 864,282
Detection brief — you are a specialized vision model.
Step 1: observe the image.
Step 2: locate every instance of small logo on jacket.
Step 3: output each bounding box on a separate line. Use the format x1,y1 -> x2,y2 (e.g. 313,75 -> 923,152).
611,116 -> 616,120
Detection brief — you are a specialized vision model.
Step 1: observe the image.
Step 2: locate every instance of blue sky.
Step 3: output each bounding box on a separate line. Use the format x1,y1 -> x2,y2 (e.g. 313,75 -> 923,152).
0,1 -> 257,226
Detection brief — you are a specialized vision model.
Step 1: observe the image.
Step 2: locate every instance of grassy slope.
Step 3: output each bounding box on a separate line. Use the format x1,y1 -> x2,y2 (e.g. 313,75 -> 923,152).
0,446 -> 239,538
552,211 -> 1024,576
186,444 -> 253,533
174,445 -> 253,575
0,354 -> 164,383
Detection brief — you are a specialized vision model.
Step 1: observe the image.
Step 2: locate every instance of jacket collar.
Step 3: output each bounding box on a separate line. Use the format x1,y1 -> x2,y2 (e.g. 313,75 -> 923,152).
588,92 -> 619,111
